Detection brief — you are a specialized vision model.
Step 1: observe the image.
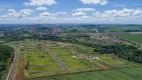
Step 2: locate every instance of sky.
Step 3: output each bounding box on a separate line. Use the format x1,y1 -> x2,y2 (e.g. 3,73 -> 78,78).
0,0 -> 142,24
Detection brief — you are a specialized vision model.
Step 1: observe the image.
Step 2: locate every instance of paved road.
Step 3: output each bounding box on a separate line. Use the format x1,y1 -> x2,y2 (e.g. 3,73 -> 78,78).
7,49 -> 20,80
48,52 -> 69,71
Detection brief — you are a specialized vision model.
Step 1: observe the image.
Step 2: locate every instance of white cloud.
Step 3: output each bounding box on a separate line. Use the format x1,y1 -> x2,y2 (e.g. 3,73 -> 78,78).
132,9 -> 142,16
31,16 -> 57,22
81,16 -> 91,19
8,9 -> 16,13
20,9 -> 34,15
24,0 -> 57,6
72,12 -> 87,16
93,11 -> 101,17
2,9 -> 34,18
36,7 -> 47,11
80,0 -> 108,5
56,12 -> 67,15
73,8 -> 95,11
92,8 -> 142,22
1,8 -> 142,24
39,12 -> 56,16
39,12 -> 67,17
100,9 -> 134,17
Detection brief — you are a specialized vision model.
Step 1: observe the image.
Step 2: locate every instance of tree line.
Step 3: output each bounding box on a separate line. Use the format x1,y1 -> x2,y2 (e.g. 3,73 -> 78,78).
0,45 -> 14,79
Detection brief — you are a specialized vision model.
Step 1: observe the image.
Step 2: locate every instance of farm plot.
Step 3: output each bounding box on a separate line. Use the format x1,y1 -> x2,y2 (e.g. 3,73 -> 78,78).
92,54 -> 141,68
24,50 -> 61,74
17,41 -> 62,78
49,47 -> 99,70
72,44 -> 141,68
28,67 -> 142,80
19,41 -> 100,78
118,34 -> 142,44
8,40 -> 142,79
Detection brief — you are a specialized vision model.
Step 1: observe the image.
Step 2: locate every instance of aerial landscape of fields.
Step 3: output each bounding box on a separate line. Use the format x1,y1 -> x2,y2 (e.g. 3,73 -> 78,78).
0,0 -> 142,80
0,24 -> 142,80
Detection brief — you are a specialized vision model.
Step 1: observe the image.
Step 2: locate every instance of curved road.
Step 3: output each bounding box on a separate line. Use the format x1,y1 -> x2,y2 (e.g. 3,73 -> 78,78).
7,49 -> 20,80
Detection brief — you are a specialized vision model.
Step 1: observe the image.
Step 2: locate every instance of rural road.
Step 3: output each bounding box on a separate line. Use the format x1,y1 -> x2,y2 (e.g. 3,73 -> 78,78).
7,49 -> 20,80
48,52 -> 69,71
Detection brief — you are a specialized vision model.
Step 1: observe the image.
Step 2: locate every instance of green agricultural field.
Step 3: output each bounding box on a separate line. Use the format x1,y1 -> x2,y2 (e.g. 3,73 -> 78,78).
8,40 -> 142,79
28,67 -> 142,80
48,46 -> 96,69
92,54 -> 141,68
119,34 -> 142,44
104,26 -> 142,32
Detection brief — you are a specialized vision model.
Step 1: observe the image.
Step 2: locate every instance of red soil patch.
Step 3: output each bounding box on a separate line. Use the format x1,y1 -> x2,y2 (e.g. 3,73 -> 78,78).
94,61 -> 111,70
16,59 -> 24,80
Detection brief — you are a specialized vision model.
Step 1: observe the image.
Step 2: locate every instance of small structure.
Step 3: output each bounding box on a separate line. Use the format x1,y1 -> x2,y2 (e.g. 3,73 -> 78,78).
72,54 -> 100,60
